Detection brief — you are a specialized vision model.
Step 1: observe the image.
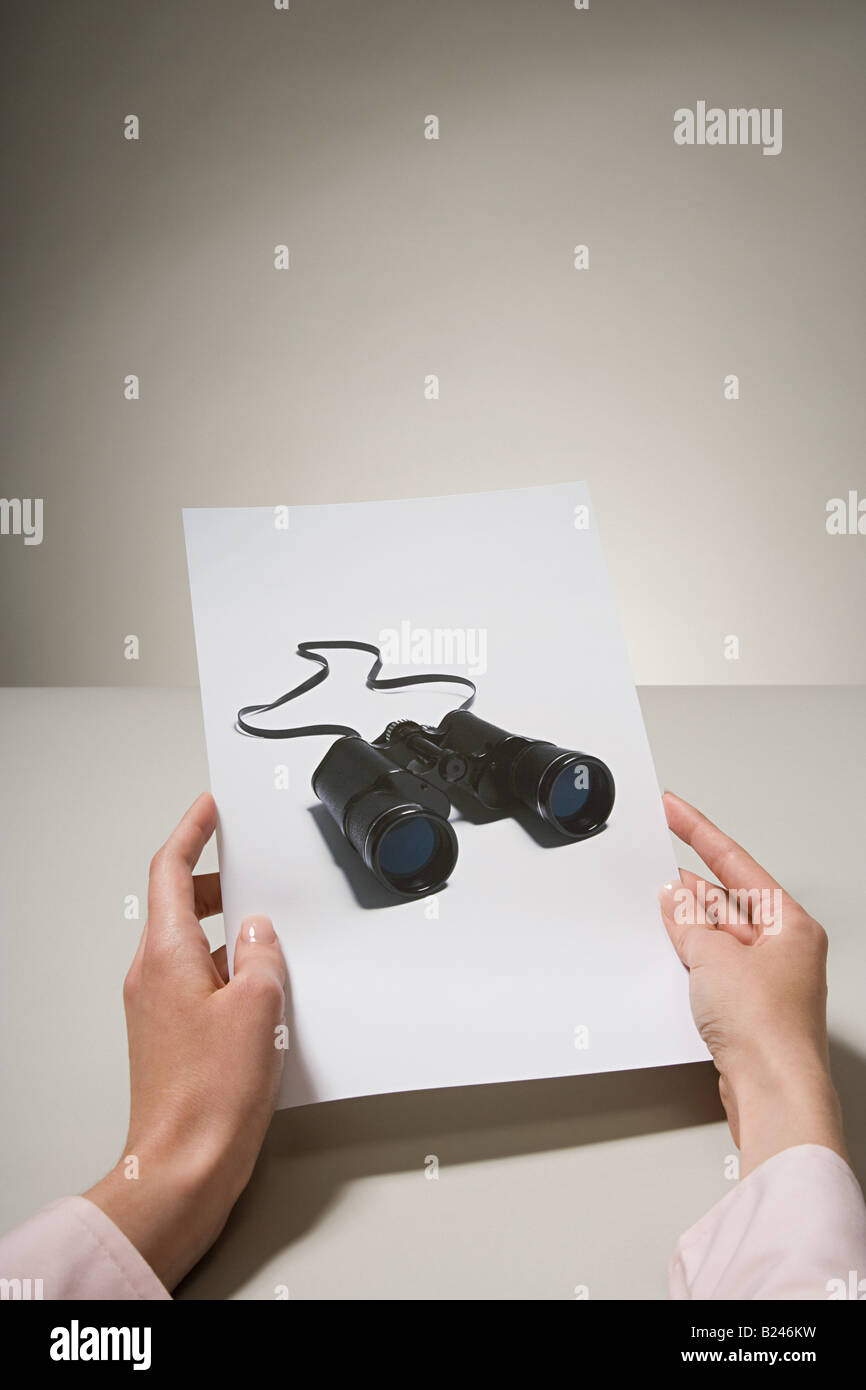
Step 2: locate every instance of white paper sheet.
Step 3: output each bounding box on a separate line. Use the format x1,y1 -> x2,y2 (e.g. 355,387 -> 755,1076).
183,484 -> 708,1108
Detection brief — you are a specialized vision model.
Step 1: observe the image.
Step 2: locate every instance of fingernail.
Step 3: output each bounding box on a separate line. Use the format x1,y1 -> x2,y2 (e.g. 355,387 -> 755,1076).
242,915 -> 276,944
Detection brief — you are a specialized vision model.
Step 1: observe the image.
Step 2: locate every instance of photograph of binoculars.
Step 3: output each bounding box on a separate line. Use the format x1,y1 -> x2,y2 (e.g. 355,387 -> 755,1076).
312,711 -> 616,898
238,640 -> 615,899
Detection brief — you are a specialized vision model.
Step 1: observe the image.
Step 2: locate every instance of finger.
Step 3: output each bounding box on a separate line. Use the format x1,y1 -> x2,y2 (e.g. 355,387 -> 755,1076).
663,791 -> 784,897
677,867 -> 758,945
231,915 -> 287,1004
211,943 -> 229,985
194,871 -> 222,920
147,793 -> 218,934
658,879 -> 729,968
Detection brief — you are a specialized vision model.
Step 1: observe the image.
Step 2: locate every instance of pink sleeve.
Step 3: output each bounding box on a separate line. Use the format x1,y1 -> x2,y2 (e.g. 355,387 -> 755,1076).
0,1196 -> 170,1300
670,1143 -> 866,1300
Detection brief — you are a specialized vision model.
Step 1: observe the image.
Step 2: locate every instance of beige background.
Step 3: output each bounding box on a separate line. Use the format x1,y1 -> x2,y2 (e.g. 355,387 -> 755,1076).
0,685 -> 863,1298
1,0 -> 864,686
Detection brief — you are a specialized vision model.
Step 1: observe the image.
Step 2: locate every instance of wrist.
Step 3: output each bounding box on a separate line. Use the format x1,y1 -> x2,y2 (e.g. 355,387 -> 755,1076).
724,1034 -> 831,1094
723,1044 -> 846,1177
84,1142 -> 242,1291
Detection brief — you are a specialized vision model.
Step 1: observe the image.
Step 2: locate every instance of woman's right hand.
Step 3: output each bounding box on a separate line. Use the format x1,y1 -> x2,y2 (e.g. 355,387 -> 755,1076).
659,791 -> 846,1177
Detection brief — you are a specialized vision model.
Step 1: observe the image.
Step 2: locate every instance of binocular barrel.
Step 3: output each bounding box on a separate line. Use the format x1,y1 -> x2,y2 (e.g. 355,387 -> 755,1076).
435,710 -> 615,840
312,735 -> 458,897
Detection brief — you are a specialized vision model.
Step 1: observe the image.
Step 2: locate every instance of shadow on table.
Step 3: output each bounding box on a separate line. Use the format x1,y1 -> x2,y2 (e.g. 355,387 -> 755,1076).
177,1035 -> 866,1299
177,1055 -> 722,1297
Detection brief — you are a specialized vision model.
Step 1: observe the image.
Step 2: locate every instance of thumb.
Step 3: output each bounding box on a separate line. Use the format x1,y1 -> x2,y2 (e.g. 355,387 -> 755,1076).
231,915 -> 287,1002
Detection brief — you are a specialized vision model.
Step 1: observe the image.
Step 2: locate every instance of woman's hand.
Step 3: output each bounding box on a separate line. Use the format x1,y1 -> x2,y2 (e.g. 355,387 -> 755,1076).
84,793 -> 287,1290
660,791 -> 846,1177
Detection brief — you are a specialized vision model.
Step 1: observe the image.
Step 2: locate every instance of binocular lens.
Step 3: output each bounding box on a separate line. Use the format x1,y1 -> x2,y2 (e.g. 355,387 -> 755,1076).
533,753 -> 615,838
371,811 -> 455,893
378,816 -> 437,875
549,764 -> 591,820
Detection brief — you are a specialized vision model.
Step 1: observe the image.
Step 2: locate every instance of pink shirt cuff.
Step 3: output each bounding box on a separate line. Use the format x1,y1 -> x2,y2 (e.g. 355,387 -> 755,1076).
0,1195 -> 170,1300
670,1143 -> 866,1300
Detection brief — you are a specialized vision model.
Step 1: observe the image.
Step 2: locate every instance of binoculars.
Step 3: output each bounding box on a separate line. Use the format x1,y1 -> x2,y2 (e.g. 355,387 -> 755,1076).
312,709 -> 616,898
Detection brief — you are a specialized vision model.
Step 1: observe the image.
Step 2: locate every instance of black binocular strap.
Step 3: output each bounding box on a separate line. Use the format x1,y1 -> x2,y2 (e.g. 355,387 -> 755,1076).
236,638 -> 476,740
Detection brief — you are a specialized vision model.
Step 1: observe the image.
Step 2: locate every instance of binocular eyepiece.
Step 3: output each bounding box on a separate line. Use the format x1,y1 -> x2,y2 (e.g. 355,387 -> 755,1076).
312,710 -> 615,898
